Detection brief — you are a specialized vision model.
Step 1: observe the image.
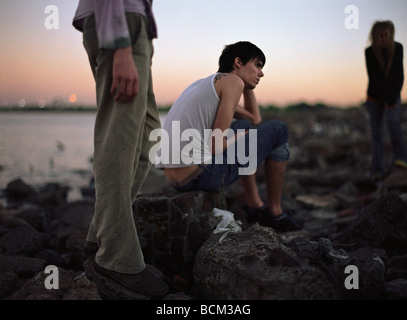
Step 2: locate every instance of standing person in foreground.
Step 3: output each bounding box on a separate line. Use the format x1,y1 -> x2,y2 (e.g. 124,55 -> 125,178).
154,41 -> 302,232
365,20 -> 407,181
72,0 -> 168,297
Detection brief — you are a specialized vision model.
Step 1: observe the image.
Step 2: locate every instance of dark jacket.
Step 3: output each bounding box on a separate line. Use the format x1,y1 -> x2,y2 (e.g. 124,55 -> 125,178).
365,42 -> 404,105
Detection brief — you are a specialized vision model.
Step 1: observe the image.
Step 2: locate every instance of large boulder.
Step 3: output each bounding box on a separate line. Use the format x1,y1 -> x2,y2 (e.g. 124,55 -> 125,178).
132,191 -> 227,287
5,179 -> 38,202
0,224 -> 48,256
194,223 -> 388,300
333,192 -> 407,255
193,225 -> 337,300
6,266 -> 100,300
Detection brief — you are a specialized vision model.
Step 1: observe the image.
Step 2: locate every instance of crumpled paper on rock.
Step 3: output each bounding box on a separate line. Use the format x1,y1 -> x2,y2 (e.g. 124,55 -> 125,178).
213,208 -> 242,243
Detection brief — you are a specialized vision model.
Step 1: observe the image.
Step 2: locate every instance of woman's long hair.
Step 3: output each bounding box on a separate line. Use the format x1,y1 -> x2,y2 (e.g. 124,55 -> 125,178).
368,20 -> 395,76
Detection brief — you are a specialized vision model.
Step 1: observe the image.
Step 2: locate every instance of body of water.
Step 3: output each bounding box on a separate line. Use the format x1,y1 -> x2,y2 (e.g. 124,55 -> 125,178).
0,111 -> 96,201
0,111 -> 167,201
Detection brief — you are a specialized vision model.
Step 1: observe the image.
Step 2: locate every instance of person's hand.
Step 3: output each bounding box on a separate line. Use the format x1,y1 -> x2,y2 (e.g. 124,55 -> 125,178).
111,47 -> 139,103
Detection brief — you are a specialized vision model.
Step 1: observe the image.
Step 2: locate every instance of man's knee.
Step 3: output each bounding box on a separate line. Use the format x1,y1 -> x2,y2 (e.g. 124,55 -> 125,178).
266,120 -> 289,143
264,120 -> 289,162
268,142 -> 290,162
232,118 -> 253,131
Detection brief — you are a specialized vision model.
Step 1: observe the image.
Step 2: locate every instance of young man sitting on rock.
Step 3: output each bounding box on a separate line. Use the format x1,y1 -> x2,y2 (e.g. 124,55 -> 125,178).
154,41 -> 302,232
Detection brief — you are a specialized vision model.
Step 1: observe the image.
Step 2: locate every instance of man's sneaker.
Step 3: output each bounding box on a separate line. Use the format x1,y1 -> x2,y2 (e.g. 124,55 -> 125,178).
93,262 -> 169,298
85,242 -> 165,281
258,210 -> 303,232
370,172 -> 384,182
244,205 -> 268,223
395,159 -> 407,169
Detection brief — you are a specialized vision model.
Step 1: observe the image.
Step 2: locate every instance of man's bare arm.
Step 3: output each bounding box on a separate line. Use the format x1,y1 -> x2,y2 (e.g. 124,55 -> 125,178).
211,75 -> 245,154
234,89 -> 262,124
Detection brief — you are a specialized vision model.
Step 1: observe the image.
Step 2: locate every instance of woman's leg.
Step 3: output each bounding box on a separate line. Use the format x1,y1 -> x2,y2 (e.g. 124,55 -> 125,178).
385,97 -> 407,166
366,100 -> 385,175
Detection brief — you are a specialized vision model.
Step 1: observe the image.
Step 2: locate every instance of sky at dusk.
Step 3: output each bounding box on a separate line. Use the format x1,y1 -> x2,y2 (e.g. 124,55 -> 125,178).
1,0 -> 407,109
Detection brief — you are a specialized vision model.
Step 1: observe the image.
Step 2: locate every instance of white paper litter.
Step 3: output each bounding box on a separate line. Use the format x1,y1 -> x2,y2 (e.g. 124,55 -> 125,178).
213,208 -> 242,243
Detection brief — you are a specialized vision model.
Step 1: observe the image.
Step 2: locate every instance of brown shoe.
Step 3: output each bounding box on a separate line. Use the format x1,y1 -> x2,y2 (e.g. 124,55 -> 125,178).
93,262 -> 169,297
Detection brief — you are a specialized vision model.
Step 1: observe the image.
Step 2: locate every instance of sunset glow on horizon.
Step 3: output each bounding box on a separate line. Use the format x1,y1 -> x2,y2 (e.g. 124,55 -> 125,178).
1,0 -> 407,109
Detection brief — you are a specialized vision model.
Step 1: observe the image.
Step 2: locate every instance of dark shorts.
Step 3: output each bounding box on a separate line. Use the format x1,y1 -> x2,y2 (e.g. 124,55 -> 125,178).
173,119 -> 290,192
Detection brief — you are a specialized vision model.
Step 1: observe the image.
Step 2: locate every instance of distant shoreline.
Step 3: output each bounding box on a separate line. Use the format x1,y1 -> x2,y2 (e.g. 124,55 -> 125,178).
1,101 -> 406,114
0,105 -> 171,113
0,106 -> 98,113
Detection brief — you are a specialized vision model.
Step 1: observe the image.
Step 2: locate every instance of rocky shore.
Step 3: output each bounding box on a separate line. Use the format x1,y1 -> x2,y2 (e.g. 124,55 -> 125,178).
1,105 -> 407,300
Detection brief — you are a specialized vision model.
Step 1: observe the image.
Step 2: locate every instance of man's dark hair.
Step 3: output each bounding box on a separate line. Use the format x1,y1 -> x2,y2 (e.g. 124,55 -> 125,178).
218,41 -> 266,73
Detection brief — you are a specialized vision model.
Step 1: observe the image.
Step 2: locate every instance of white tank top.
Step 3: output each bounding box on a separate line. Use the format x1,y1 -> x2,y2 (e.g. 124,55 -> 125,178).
155,73 -> 220,168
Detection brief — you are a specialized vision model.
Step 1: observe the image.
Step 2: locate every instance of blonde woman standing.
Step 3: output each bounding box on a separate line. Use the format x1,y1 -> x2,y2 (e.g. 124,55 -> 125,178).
365,20 -> 407,181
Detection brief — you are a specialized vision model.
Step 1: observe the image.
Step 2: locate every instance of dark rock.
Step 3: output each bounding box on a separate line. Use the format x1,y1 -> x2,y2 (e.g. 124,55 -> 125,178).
193,225 -> 338,300
384,169 -> 407,191
194,224 -> 388,300
295,193 -> 339,210
0,254 -> 46,278
15,206 -> 49,233
36,183 -> 70,207
6,266 -> 100,300
334,192 -> 407,255
34,248 -> 67,266
0,224 -> 48,256
80,177 -> 95,199
62,272 -> 101,300
317,243 -> 386,299
133,191 -> 226,284
385,278 -> 407,299
0,225 -> 9,238
385,254 -> 407,280
163,292 -> 195,300
49,200 -> 94,253
6,179 -> 38,201
0,271 -> 18,299
52,200 -> 94,227
0,206 -> 32,229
